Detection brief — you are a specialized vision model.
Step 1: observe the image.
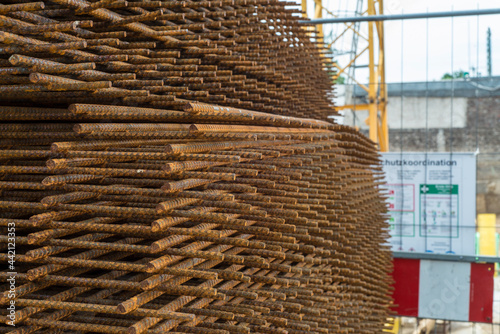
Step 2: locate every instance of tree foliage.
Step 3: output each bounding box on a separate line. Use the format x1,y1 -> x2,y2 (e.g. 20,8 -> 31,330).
335,75 -> 346,84
441,70 -> 466,80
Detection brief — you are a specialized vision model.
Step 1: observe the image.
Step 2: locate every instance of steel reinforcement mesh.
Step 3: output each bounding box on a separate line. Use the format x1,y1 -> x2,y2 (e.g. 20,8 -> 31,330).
0,1 -> 393,333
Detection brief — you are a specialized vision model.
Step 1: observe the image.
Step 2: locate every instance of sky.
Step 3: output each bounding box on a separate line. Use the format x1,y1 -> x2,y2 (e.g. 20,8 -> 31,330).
306,0 -> 500,83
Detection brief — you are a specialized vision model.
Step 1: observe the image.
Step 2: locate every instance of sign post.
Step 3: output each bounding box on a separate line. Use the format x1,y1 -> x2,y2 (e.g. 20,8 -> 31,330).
382,152 -> 496,323
381,152 -> 476,255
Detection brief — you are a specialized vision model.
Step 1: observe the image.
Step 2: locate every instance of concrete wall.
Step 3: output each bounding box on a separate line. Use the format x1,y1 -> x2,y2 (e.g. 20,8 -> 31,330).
343,97 -> 468,130
339,78 -> 500,215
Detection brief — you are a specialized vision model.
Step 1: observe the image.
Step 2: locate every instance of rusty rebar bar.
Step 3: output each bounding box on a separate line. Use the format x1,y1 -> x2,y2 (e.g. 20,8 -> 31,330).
0,1 -> 391,333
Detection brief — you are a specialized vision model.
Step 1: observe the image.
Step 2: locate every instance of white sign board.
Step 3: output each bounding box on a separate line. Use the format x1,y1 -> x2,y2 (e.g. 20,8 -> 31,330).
418,260 -> 471,321
381,153 -> 476,256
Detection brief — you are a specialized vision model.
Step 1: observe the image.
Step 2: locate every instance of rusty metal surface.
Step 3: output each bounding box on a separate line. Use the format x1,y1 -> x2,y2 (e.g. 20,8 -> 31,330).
0,0 -> 336,121
0,1 -> 392,333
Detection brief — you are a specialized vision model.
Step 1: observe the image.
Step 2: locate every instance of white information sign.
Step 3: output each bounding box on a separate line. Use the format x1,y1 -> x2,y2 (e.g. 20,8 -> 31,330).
381,153 -> 476,256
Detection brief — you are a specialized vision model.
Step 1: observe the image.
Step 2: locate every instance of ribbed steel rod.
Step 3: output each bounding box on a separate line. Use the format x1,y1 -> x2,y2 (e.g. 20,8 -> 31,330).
0,0 -> 392,332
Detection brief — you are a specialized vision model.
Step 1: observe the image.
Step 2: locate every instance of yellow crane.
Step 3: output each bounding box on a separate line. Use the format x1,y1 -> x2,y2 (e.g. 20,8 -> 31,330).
302,0 -> 389,151
302,3 -> 500,153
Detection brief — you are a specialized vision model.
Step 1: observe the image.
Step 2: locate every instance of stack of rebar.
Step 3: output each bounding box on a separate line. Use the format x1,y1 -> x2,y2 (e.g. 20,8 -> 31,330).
0,1 -> 393,333
0,0 -> 335,120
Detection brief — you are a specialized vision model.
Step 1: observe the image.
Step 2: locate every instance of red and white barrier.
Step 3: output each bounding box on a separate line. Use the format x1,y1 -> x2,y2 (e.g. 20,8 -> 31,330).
391,258 -> 494,323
